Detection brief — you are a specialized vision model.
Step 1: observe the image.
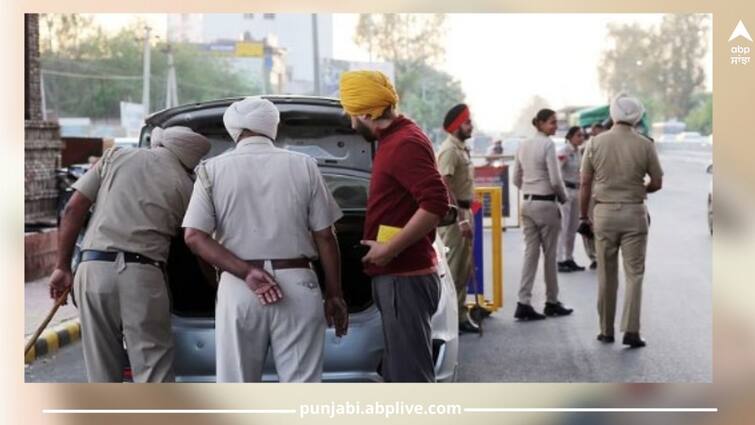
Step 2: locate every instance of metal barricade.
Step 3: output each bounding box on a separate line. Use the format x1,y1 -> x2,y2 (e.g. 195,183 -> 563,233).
468,186 -> 504,312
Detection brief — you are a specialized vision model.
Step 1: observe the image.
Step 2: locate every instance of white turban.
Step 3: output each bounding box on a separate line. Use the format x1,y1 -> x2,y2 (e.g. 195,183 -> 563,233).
150,125 -> 193,149
150,127 -> 164,148
161,126 -> 211,170
610,93 -> 645,126
223,97 -> 280,142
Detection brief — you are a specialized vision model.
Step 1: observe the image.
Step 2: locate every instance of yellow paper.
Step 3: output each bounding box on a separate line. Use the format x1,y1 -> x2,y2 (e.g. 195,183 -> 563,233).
377,225 -> 402,243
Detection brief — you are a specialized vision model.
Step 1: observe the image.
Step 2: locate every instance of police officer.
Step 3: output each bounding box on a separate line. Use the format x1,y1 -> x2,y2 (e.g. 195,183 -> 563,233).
513,109 -> 574,320
49,127 -> 211,382
557,126 -> 587,272
580,94 -> 663,348
437,104 -> 479,333
182,97 -> 348,382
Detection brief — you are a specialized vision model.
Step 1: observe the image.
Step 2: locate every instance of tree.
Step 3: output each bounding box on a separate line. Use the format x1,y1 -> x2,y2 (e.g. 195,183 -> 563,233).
598,14 -> 709,122
353,14 -> 465,133
397,60 -> 466,134
354,14 -> 446,71
685,92 -> 712,135
655,14 -> 708,119
39,14 -> 261,119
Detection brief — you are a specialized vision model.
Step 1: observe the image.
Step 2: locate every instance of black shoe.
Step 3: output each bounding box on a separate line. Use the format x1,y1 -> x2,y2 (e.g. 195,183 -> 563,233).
459,320 -> 481,334
597,334 -> 615,343
589,261 -> 597,270
544,302 -> 574,316
565,260 -> 585,271
557,261 -> 573,273
469,305 -> 492,323
514,302 -> 546,321
623,332 -> 646,348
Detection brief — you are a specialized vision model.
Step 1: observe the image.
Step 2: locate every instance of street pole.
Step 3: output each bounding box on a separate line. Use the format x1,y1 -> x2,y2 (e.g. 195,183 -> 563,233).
142,26 -> 152,116
311,14 -> 321,96
40,72 -> 47,121
164,44 -> 178,108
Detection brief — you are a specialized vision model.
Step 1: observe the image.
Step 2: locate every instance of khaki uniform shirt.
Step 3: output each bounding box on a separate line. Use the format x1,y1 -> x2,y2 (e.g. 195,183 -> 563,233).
513,132 -> 567,201
181,136 -> 343,260
558,142 -> 582,185
581,124 -> 664,203
436,135 -> 474,202
72,147 -> 194,262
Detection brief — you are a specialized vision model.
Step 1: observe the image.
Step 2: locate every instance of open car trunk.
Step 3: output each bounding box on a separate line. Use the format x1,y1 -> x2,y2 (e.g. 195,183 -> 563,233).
147,97 -> 375,318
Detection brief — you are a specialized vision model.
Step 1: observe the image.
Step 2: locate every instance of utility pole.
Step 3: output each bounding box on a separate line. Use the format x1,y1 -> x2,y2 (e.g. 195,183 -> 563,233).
40,72 -> 47,121
311,14 -> 321,96
163,44 -> 178,108
142,26 -> 152,116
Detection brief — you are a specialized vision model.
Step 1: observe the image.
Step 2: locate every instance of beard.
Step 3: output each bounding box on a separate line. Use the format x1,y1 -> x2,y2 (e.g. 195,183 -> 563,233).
456,128 -> 473,141
354,119 -> 377,143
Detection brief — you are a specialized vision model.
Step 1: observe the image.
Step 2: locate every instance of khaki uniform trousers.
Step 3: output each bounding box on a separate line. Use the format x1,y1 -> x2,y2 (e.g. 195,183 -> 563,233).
558,188 -> 580,262
438,215 -> 474,322
215,264 -> 326,383
518,199 -> 561,305
593,203 -> 649,335
74,259 -> 174,383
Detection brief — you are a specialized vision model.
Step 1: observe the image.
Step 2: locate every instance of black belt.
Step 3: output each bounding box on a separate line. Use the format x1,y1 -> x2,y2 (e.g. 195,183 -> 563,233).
245,259 -> 313,270
596,201 -> 644,205
80,250 -> 163,268
457,200 -> 472,209
523,194 -> 556,201
564,181 -> 579,189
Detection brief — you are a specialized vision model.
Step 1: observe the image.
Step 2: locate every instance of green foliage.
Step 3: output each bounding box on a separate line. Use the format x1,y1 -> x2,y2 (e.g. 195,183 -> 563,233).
39,14 -> 260,119
353,14 -> 465,133
395,60 -> 466,134
599,14 -> 709,122
684,92 -> 712,135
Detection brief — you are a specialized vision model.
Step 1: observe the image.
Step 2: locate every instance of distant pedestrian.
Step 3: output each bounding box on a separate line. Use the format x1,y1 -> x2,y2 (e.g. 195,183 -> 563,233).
557,126 -> 587,273
485,140 -> 503,165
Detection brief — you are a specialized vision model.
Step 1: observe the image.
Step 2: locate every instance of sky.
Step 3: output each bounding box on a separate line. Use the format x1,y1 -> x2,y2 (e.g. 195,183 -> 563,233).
88,13 -> 713,134
332,13 -> 714,134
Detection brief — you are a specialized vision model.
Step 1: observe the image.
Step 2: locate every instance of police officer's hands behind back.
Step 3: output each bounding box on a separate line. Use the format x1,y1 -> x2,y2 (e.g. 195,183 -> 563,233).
245,267 -> 284,305
325,297 -> 349,337
49,267 -> 73,305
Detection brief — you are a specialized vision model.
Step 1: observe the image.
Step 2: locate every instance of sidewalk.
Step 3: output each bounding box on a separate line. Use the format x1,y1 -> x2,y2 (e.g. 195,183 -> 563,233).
25,275 -> 80,363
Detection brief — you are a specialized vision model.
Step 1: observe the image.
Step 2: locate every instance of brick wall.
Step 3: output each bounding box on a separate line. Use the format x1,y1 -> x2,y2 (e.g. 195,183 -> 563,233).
25,228 -> 58,282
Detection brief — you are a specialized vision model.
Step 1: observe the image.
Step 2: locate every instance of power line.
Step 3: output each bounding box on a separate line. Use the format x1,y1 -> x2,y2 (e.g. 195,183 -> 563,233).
41,69 -> 142,80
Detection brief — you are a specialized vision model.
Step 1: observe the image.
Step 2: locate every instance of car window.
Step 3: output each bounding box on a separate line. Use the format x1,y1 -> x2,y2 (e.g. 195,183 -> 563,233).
322,174 -> 369,210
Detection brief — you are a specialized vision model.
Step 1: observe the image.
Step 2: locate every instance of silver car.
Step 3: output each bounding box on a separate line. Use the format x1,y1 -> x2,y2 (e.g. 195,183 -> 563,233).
140,96 -> 459,382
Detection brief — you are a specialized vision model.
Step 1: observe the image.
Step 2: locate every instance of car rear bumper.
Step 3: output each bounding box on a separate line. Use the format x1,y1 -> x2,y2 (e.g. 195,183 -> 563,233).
172,302 -> 458,383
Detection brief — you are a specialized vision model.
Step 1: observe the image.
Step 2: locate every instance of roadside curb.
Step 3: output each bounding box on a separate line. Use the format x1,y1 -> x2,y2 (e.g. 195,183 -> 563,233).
25,318 -> 81,364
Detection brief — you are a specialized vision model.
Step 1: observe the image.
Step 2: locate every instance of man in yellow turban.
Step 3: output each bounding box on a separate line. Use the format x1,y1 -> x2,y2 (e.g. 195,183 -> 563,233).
339,70 -> 399,121
339,70 -> 450,382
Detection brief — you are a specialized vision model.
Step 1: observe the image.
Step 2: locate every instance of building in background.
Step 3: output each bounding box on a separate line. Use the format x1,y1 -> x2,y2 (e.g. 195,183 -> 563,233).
199,36 -> 287,94
168,13 -> 333,94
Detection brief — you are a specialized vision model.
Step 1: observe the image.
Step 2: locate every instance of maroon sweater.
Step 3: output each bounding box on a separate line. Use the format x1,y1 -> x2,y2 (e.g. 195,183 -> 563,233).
363,115 -> 450,276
